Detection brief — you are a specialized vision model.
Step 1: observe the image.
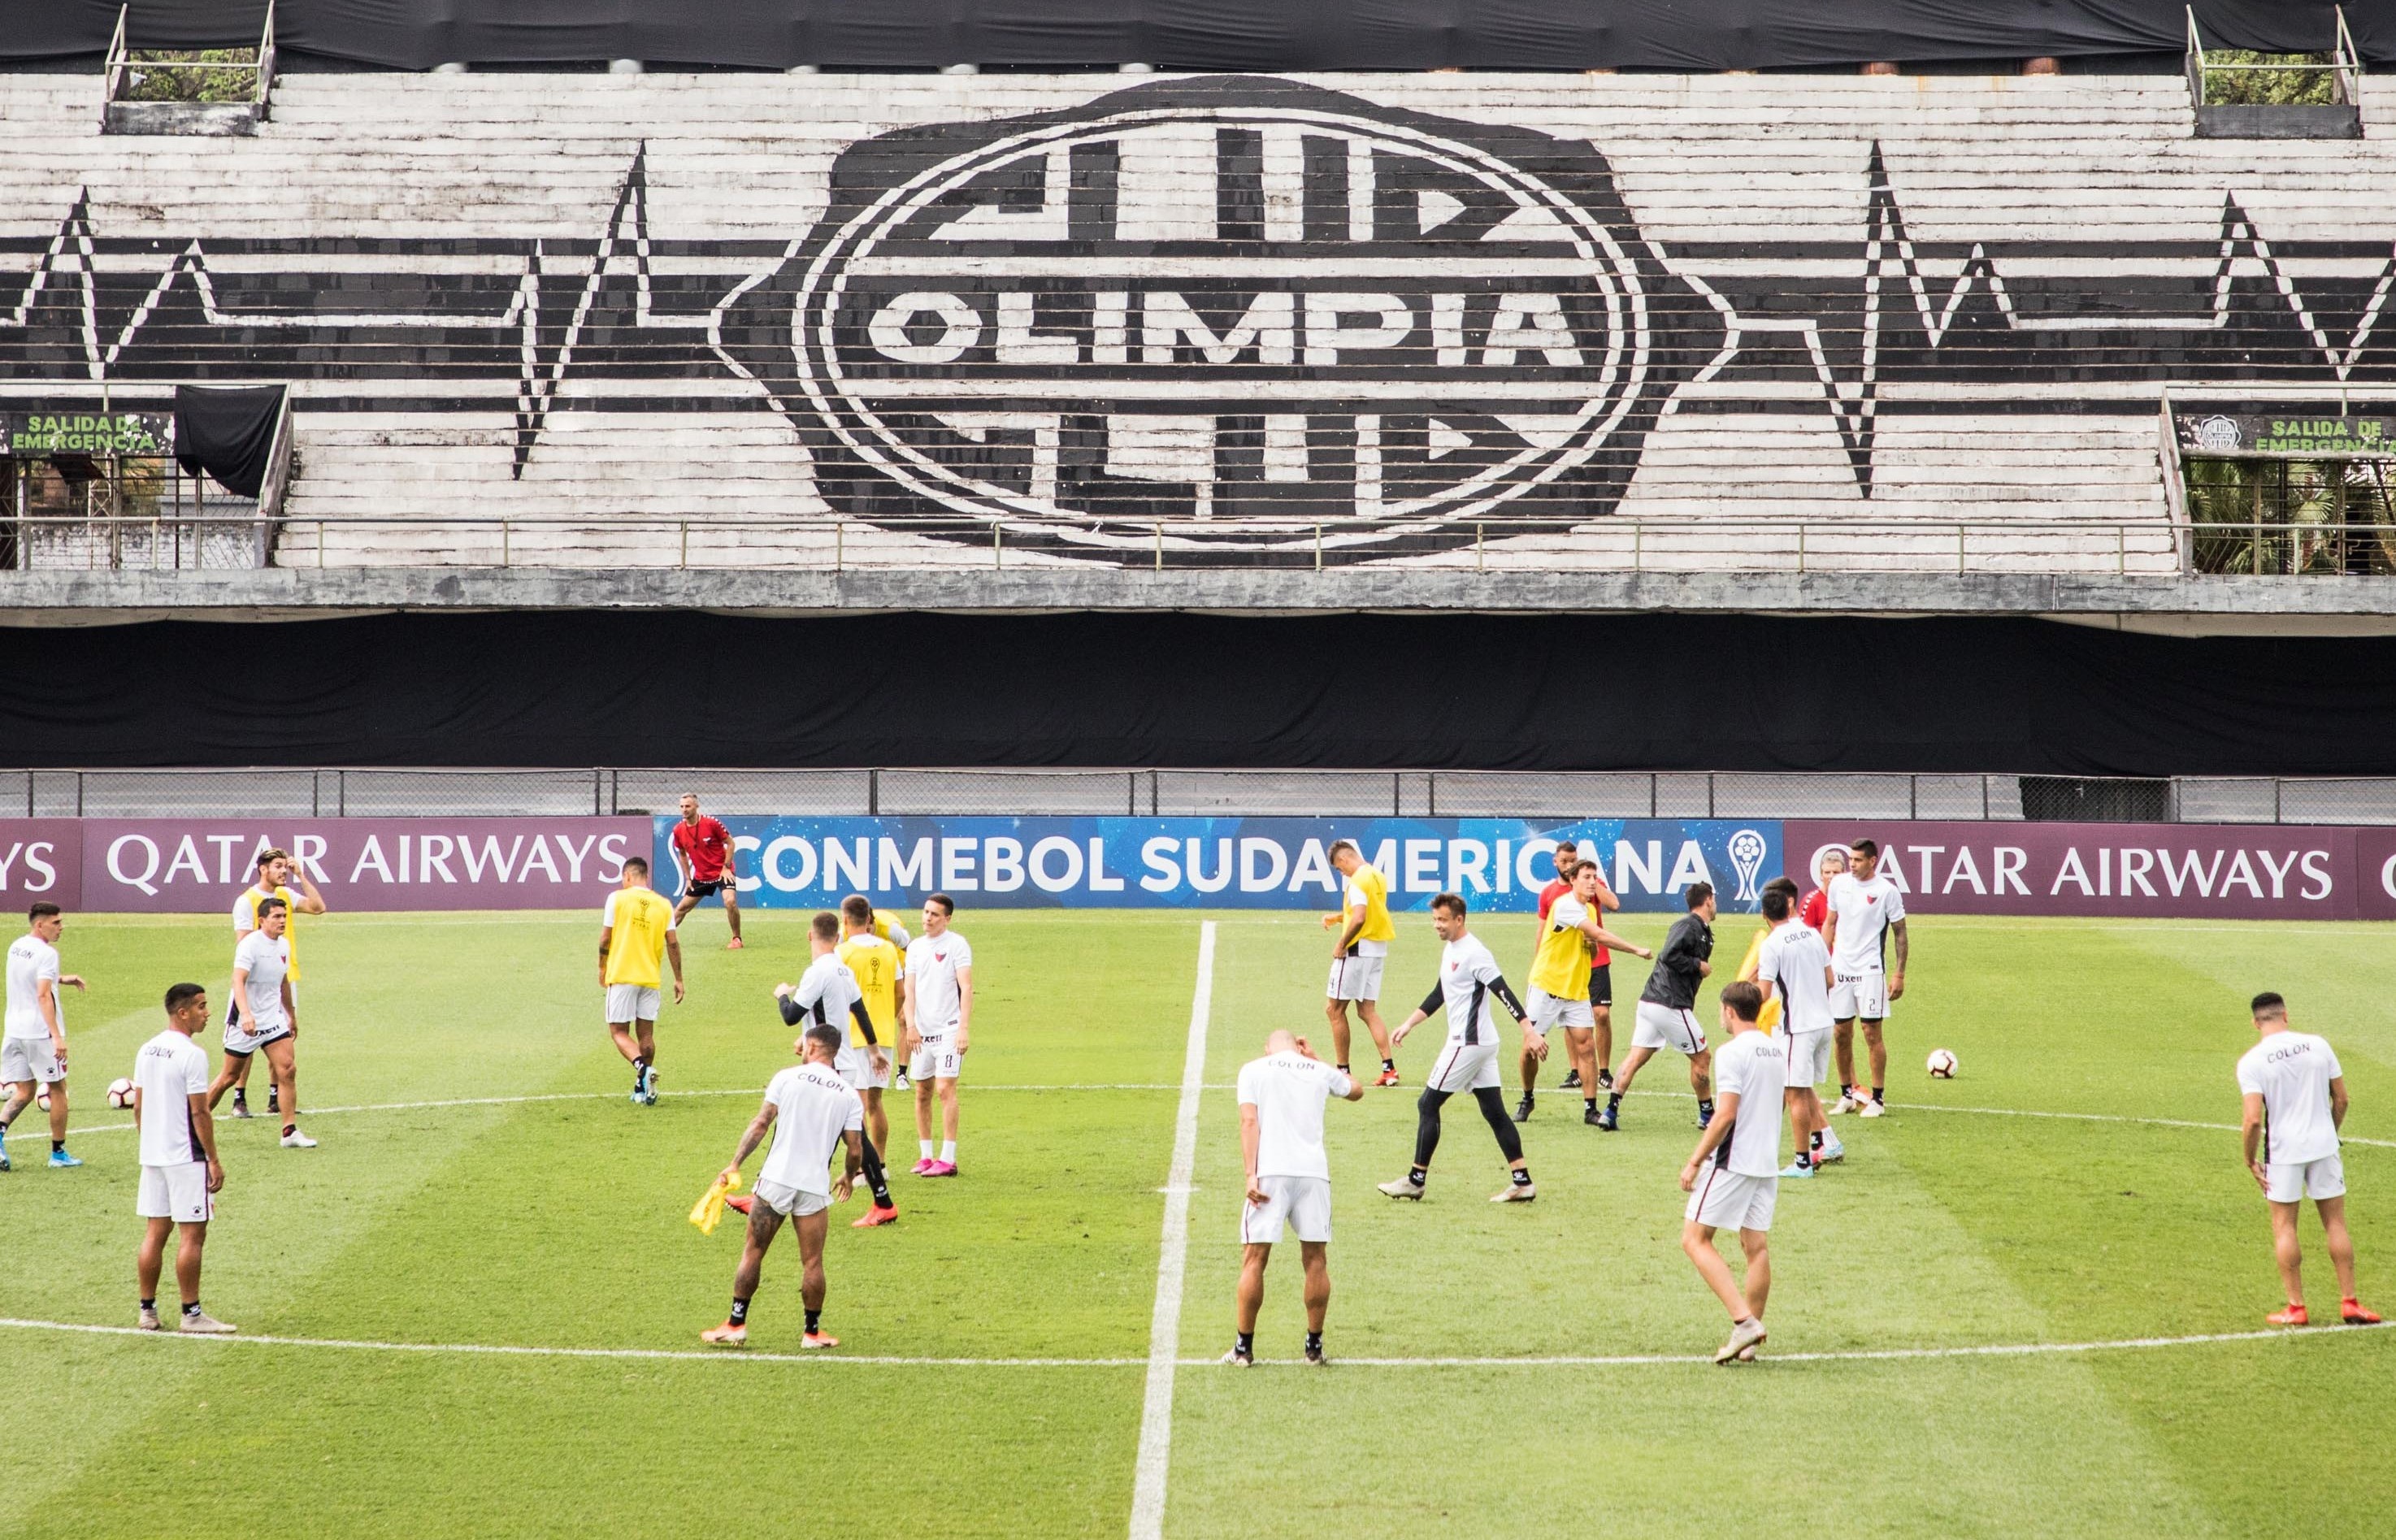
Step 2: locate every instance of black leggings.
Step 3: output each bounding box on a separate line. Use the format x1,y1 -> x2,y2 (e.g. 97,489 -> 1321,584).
859,1137 -> 892,1205
1413,1084 -> 1525,1171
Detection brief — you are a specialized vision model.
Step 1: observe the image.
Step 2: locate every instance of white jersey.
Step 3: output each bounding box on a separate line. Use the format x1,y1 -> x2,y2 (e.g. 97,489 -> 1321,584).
2237,1031 -> 2344,1166
1710,1030 -> 1789,1178
3,935 -> 60,1041
1235,1051 -> 1352,1182
755,1061 -> 864,1199
905,930 -> 973,1035
790,952 -> 863,1038
1755,922 -> 1834,1035
134,1030 -> 212,1166
234,930 -> 289,1035
1825,872 -> 1906,974
1431,933 -> 1510,1046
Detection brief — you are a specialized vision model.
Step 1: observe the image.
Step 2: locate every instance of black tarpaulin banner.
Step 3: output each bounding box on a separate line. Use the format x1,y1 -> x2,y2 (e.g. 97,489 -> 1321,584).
172,384 -> 284,499
4,0 -> 2389,70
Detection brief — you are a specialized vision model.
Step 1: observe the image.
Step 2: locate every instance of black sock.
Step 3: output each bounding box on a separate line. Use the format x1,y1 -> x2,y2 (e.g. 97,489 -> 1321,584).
1511,1167 -> 1533,1186
53,1140 -> 64,1154
1407,1165 -> 1426,1186
860,1139 -> 894,1207
1698,1099 -> 1714,1119
1840,1082 -> 1853,1098
140,1296 -> 155,1311
805,1308 -> 823,1333
1796,1152 -> 1812,1168
182,1301 -> 202,1319
728,1297 -> 749,1325
1237,1330 -> 1255,1352
1584,1095 -> 1598,1108
232,1090 -> 246,1103
1382,1058 -> 1395,1072
1872,1087 -> 1885,1103
1811,1130 -> 1824,1151
1606,1092 -> 1621,1111
1336,1064 -> 1350,1076
282,1125 -> 296,1139
1304,1329 -> 1322,1351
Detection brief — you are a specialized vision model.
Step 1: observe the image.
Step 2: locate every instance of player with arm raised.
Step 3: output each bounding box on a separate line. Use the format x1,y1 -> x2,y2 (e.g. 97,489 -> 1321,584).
226,847 -> 325,1121
600,857 -> 684,1107
1823,839 -> 1908,1118
206,899 -> 314,1148
1753,882 -> 1840,1176
1517,860 -> 1651,1126
133,983 -> 232,1334
1226,1029 -> 1361,1367
1,903 -> 88,1170
1600,883 -> 1718,1132
668,793 -> 744,950
1678,980 -> 1786,1364
1322,840 -> 1400,1087
1377,894 -> 1540,1204
902,895 -> 971,1176
2238,992 -> 2377,1326
702,1022 -> 864,1350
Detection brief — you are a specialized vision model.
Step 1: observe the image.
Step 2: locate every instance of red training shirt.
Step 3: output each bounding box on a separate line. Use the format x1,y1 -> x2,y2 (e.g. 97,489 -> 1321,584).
1799,887 -> 1829,929
671,816 -> 733,882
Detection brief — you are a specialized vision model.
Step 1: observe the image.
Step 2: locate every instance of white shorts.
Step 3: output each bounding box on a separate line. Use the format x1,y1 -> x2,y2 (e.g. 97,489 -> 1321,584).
1782,1029 -> 1833,1089
1632,1001 -> 1708,1056
836,1044 -> 890,1091
137,1163 -> 213,1224
752,1177 -> 831,1218
2266,1152 -> 2346,1204
222,1020 -> 292,1058
0,1036 -> 64,1085
1240,1174 -> 1331,1245
1527,988 -> 1595,1035
1423,1040 -> 1502,1094
909,1037 -> 964,1082
606,983 -> 662,1024
1686,1165 -> 1777,1232
1830,971 -> 1890,1022
1326,953 -> 1385,1003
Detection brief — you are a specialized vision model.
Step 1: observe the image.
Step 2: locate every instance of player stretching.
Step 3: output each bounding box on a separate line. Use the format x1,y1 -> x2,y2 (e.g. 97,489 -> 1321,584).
2238,993 -> 2377,1326
1322,840 -> 1400,1086
1679,981 -> 1785,1364
902,895 -> 972,1176
1530,839 -> 1623,1095
206,899 -> 314,1148
600,857 -> 684,1106
1226,1030 -> 1361,1366
133,983 -> 233,1334
1753,883 -> 1840,1175
1,903 -> 87,1171
766,910 -> 900,1226
1518,860 -> 1650,1125
1377,894 -> 1539,1203
1823,839 -> 1908,1117
668,793 -> 744,950
1598,883 -> 1717,1131
703,1022 -> 864,1350
226,848 -> 324,1121
836,896 -> 906,1225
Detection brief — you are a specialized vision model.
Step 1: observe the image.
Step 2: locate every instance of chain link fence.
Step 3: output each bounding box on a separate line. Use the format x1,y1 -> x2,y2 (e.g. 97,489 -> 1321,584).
7,767 -> 2396,824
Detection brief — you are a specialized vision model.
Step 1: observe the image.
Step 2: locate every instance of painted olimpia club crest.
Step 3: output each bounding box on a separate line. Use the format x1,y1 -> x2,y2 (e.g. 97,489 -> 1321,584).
721,76 -> 1709,562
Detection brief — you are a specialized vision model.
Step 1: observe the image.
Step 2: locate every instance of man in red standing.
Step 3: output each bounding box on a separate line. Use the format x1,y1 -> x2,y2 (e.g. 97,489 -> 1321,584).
669,793 -> 745,950
1799,845 -> 1847,931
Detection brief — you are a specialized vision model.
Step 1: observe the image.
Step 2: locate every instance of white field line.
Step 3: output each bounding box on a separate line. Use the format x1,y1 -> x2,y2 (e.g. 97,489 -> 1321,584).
0,1316 -> 2379,1370
1128,920 -> 1214,1540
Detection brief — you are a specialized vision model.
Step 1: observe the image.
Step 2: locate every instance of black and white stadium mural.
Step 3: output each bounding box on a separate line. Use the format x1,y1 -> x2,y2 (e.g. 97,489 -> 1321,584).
5,73 -> 2395,565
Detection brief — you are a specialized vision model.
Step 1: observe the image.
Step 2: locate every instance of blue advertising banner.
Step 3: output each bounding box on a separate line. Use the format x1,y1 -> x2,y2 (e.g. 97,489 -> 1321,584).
654,817 -> 1781,913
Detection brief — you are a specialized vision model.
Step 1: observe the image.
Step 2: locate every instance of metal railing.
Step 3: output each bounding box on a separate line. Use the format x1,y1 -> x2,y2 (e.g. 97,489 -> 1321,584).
102,0 -> 276,119
11,767 -> 2396,826
2185,5 -> 2362,109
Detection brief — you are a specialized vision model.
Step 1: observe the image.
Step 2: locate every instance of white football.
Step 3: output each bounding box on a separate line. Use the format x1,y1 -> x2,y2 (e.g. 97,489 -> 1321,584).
107,1077 -> 137,1109
1926,1048 -> 1958,1079
35,1087 -> 50,1112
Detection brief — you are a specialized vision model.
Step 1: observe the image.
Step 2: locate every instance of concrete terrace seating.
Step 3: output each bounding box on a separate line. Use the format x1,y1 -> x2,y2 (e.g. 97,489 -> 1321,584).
3,69 -> 2392,575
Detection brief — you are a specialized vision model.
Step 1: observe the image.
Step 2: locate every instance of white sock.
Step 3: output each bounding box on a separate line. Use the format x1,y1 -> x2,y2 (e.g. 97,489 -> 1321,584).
919,1140 -> 935,1160
940,1140 -> 957,1162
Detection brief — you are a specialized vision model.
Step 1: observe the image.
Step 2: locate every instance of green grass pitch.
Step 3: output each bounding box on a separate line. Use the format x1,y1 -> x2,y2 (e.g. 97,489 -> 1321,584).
2,907 -> 2390,1538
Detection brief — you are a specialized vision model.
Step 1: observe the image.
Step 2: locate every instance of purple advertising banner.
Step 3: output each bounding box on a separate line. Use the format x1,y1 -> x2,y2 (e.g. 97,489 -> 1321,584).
0,820 -> 80,905
75,819 -> 648,913
1784,821 -> 2359,921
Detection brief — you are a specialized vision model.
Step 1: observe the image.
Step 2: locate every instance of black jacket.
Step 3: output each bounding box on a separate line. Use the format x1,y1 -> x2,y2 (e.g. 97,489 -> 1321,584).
1639,913 -> 1713,1011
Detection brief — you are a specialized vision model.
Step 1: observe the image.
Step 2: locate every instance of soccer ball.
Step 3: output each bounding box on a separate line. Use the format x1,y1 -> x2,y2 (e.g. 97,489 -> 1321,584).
107,1078 -> 137,1109
35,1087 -> 50,1112
1926,1048 -> 1958,1079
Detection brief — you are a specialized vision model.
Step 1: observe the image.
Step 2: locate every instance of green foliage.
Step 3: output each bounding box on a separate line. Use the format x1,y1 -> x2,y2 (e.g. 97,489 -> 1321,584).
124,48 -> 258,105
2199,50 -> 2339,107
2186,455 -> 2396,574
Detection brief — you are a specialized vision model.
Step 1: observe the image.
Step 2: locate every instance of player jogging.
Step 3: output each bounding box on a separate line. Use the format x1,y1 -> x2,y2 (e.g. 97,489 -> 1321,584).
1823,838 -> 1908,1117
1,902 -> 88,1170
1679,980 -> 1785,1364
702,1022 -> 864,1350
1753,883 -> 1841,1176
2238,992 -> 2377,1326
134,983 -> 233,1334
1530,839 -> 1624,1095
1377,893 -> 1540,1203
835,896 -> 906,1226
206,899 -> 314,1148
1599,883 -> 1718,1132
1226,1029 -> 1361,1366
1322,839 -> 1400,1087
902,894 -> 972,1176
668,793 -> 744,950
225,848 -> 325,1121
600,857 -> 684,1106
754,910 -> 900,1226
1517,860 -> 1650,1126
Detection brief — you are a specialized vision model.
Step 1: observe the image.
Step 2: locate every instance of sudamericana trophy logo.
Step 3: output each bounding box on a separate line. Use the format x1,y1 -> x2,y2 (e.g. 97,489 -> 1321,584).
722,76 -> 1705,564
